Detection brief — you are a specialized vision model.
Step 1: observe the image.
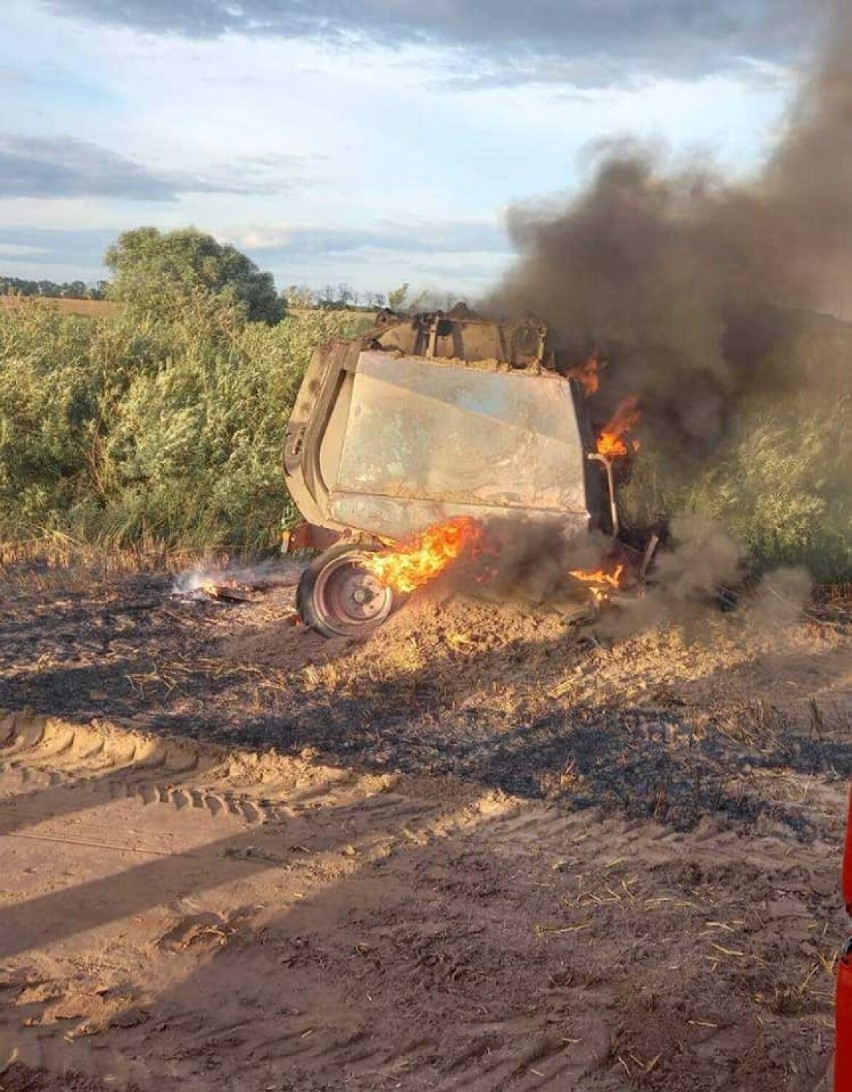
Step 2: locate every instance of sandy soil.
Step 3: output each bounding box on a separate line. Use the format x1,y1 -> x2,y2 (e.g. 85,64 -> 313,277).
0,562 -> 849,1091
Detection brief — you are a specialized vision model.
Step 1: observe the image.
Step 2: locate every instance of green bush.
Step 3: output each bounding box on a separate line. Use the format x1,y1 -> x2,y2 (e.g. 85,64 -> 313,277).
685,400 -> 850,582
0,298 -> 368,550
622,393 -> 852,582
105,227 -> 284,324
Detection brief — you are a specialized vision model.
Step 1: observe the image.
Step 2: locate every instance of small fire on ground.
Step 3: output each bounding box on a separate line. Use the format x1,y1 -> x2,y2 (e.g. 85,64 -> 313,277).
567,563 -> 625,603
173,562 -> 303,603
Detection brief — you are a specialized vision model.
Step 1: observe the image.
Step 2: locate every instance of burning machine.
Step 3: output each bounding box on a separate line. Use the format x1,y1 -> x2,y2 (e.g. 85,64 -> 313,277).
284,312 -> 632,637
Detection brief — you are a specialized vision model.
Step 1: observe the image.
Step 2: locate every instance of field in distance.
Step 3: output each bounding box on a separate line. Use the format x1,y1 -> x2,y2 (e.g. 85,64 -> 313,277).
0,296 -> 119,317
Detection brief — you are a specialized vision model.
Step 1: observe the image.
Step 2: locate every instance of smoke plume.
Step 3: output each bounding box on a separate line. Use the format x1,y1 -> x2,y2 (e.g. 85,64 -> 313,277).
485,4 -> 852,461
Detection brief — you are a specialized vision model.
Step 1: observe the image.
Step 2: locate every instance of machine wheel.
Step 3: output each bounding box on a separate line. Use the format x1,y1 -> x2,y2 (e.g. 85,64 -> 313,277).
297,544 -> 400,638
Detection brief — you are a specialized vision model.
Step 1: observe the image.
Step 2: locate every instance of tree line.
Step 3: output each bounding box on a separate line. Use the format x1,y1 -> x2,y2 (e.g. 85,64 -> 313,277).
284,282 -> 460,313
0,276 -> 108,300
2,227 -> 462,320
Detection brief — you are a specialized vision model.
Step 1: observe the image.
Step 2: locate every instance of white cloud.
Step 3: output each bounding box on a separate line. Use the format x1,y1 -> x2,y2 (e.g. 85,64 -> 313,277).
0,243 -> 50,257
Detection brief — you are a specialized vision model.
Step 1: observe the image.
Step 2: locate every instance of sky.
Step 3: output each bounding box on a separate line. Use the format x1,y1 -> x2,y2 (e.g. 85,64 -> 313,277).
0,1 -> 825,299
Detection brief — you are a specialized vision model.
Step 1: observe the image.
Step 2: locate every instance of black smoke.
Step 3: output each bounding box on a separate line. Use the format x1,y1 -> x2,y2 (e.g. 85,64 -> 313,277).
485,4 -> 852,461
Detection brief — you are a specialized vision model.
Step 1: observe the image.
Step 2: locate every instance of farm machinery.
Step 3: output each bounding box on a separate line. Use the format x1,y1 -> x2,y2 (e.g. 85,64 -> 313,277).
283,308 -> 650,638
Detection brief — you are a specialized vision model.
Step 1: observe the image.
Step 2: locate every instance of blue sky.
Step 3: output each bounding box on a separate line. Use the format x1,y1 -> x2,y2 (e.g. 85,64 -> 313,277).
0,1 -> 824,298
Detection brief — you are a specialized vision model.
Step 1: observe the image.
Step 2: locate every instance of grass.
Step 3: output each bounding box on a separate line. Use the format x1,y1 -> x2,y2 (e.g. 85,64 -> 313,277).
0,532 -> 229,591
620,395 -> 851,583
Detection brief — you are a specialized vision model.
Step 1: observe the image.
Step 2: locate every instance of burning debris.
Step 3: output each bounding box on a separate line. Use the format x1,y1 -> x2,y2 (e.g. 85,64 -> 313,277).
567,351 -> 601,397
568,353 -> 642,460
173,560 -> 304,604
356,515 -> 631,616
596,396 -> 641,460
567,563 -> 626,604
282,295 -> 657,638
187,581 -> 267,603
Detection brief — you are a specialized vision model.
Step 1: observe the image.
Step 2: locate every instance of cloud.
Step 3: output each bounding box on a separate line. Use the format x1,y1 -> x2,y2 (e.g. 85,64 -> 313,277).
0,135 -> 178,201
0,243 -> 51,258
233,221 -> 510,257
199,153 -> 319,196
0,134 -> 313,201
232,221 -> 515,294
0,226 -> 116,268
44,0 -> 824,84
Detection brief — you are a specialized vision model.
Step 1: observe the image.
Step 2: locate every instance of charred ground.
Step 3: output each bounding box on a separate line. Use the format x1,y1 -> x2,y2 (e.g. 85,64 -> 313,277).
2,560 -> 849,836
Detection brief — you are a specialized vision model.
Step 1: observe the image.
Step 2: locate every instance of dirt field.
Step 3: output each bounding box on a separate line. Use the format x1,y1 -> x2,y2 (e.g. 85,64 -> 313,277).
0,559 -> 849,1091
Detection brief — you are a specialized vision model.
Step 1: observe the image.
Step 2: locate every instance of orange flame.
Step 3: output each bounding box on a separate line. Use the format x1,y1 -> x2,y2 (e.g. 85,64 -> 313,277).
362,517 -> 483,594
596,396 -> 641,459
568,354 -> 600,397
567,563 -> 625,603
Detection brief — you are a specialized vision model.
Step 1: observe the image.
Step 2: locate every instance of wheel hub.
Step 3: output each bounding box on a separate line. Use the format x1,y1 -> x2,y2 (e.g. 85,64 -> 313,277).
312,551 -> 395,636
333,569 -> 387,621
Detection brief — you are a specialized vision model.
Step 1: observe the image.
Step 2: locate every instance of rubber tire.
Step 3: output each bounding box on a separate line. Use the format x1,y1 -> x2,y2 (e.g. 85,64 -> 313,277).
297,543 -> 403,639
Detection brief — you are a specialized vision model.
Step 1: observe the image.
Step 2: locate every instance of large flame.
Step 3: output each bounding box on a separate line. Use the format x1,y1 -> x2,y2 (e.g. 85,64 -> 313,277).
361,517 -> 483,594
596,396 -> 641,459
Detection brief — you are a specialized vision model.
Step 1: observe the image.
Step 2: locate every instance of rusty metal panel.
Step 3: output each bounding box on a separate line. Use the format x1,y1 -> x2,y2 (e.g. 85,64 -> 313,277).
326,351 -> 588,539
328,494 -> 588,544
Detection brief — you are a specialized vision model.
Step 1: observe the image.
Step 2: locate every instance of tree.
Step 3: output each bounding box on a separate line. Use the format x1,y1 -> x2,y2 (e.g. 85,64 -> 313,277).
317,284 -> 337,309
60,281 -> 88,299
285,284 -> 316,309
316,282 -> 358,310
337,282 -> 356,308
367,291 -> 387,309
0,276 -> 102,299
386,283 -> 409,311
104,227 -> 284,324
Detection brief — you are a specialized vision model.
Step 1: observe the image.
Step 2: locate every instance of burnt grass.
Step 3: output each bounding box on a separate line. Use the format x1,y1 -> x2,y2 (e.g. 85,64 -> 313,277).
1,566 -> 850,841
